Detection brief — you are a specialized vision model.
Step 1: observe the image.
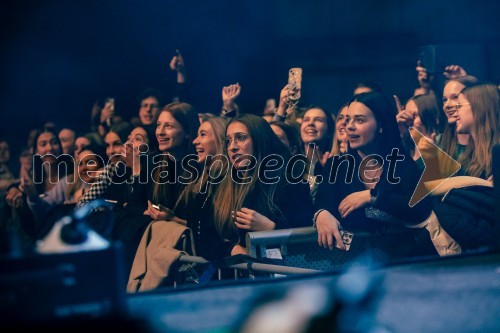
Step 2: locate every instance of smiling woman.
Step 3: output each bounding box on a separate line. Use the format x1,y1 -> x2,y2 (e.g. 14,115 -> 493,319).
150,102 -> 199,211
300,106 -> 335,199
314,92 -> 433,253
456,82 -> 499,179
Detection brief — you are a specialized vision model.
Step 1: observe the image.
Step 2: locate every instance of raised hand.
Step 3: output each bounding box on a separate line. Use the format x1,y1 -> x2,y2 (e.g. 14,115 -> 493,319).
416,132 -> 438,160
320,151 -> 331,166
169,50 -> 186,83
6,187 -> 23,208
169,50 -> 185,72
394,95 -> 414,137
100,99 -> 115,124
222,83 -> 241,106
232,207 -> 276,231
19,173 -> 37,197
443,65 -> 467,79
414,61 -> 433,95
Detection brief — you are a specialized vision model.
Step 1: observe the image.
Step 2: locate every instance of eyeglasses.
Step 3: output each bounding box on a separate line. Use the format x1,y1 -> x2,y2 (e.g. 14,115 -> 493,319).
453,102 -> 471,110
225,133 -> 249,147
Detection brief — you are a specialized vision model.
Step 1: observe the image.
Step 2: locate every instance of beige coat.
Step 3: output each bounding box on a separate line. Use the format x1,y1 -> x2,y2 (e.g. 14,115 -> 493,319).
127,221 -> 193,293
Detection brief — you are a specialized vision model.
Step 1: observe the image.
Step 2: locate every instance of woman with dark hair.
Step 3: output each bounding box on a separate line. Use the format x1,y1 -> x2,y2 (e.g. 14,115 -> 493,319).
24,146 -> 105,238
5,127 -> 72,241
314,92 -> 432,250
7,127 -> 71,203
30,127 -> 71,193
213,114 -> 313,255
77,121 -> 156,267
145,102 -> 200,217
269,121 -> 303,155
300,106 -> 335,200
330,104 -> 349,156
397,94 -> 442,163
104,122 -> 132,158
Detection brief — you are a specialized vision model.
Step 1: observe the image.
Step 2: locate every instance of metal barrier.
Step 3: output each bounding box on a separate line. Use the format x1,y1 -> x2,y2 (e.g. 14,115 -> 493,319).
246,227 -> 418,271
173,254 -> 321,287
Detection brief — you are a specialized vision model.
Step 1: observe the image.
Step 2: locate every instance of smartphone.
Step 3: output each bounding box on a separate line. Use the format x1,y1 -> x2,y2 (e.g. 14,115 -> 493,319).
152,203 -> 173,214
288,68 -> 302,101
340,229 -> 354,251
104,97 -> 115,111
418,45 -> 446,75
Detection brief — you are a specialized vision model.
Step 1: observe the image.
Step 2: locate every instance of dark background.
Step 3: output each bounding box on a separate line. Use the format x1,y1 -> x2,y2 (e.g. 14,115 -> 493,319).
1,0 -> 499,150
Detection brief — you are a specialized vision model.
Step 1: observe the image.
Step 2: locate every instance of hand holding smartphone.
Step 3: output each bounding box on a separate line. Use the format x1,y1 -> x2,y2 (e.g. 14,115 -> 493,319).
152,203 -> 175,218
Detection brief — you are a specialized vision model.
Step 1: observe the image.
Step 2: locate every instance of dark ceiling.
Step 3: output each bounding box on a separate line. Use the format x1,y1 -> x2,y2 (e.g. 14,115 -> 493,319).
1,0 -> 499,146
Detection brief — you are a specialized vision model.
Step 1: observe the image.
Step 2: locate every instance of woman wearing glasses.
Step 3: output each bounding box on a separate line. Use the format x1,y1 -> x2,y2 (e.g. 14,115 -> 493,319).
213,114 -> 313,255
437,75 -> 478,176
454,82 -> 499,180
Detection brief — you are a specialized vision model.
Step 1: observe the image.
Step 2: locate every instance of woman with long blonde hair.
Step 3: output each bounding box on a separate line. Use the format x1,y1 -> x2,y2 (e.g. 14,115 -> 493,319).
171,117 -> 231,259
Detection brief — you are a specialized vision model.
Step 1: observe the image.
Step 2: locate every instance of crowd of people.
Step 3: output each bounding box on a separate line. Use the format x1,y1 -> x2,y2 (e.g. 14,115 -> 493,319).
0,52 -> 498,290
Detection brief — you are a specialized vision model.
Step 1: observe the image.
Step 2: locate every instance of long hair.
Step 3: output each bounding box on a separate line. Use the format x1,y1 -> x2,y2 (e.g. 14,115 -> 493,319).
269,121 -> 304,155
213,114 -> 290,242
460,82 -> 499,178
439,75 -> 478,175
330,103 -> 348,156
180,116 -> 229,206
301,105 -> 335,154
349,92 -> 404,158
412,94 -> 442,134
108,122 -> 132,145
151,102 -> 199,205
402,94 -> 441,157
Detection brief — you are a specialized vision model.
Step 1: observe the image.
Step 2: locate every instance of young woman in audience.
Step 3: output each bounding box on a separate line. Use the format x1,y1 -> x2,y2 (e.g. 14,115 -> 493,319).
330,104 -> 349,156
5,127 -> 72,241
7,128 -> 69,205
269,121 -> 303,155
104,122 -> 132,159
213,114 -> 313,255
168,117 -> 231,260
314,92 -> 432,250
396,94 -> 442,165
300,106 -> 335,199
454,82 -> 499,180
79,102 -> 198,225
27,145 -> 104,217
437,75 -> 478,175
24,145 -> 105,237
144,102 -> 200,217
